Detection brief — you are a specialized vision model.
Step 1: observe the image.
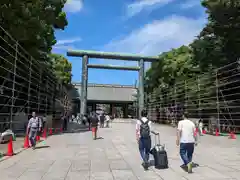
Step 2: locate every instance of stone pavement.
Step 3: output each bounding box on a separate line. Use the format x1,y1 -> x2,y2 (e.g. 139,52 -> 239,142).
0,118 -> 239,180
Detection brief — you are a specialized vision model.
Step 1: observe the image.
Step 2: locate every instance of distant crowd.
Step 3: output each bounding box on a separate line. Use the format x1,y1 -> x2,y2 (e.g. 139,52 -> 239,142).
71,112 -> 112,140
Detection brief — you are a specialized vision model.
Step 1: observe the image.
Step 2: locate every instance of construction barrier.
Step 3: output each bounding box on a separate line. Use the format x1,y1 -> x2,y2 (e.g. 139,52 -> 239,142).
0,127 -> 65,160
6,136 -> 14,156
23,135 -> 30,149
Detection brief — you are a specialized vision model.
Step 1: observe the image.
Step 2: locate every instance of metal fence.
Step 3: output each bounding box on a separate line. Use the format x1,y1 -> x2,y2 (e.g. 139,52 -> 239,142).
146,61 -> 240,133
0,26 -> 71,132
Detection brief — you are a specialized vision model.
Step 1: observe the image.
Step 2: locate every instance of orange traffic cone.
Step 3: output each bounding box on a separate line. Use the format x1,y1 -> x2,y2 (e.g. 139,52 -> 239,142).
229,132 -> 236,139
202,129 -> 206,134
49,128 -> 52,135
6,136 -> 14,156
54,128 -> 57,134
215,129 -> 219,136
42,128 -> 47,139
36,135 -> 40,141
23,135 -> 30,148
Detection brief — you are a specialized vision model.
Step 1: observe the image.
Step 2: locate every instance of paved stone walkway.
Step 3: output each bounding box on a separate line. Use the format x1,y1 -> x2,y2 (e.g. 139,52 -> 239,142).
0,118 -> 240,180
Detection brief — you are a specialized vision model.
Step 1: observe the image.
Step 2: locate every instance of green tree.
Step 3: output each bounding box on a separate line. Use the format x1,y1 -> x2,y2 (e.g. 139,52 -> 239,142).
0,0 -> 68,60
50,54 -> 72,85
191,0 -> 240,71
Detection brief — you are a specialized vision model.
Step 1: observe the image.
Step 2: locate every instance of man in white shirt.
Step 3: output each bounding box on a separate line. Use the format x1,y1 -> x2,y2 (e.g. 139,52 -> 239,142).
27,112 -> 42,149
136,110 -> 152,170
176,112 -> 196,173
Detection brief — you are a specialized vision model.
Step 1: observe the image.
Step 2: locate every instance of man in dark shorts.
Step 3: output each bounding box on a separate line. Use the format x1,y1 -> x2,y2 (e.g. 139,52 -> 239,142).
90,112 -> 99,140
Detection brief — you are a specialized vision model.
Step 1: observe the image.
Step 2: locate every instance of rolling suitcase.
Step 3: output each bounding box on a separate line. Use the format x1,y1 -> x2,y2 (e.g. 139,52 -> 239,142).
150,132 -> 169,169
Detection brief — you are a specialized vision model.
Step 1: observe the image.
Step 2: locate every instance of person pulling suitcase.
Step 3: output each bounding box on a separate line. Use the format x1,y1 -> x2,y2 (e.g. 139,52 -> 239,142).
136,110 -> 152,170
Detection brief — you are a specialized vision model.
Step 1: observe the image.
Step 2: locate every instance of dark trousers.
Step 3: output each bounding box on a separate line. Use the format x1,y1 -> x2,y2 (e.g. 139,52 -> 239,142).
100,121 -> 104,128
180,143 -> 194,165
63,119 -> 67,131
139,137 -> 151,163
106,121 -> 109,128
29,129 -> 37,147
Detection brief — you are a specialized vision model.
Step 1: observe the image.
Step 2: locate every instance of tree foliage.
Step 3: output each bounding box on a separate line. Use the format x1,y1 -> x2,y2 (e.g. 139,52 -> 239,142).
145,0 -> 240,120
0,0 -> 68,59
0,0 -> 72,115
0,0 -> 72,83
50,54 -> 72,85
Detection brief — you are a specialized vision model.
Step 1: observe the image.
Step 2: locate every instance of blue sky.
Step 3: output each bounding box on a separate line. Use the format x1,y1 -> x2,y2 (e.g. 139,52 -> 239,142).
52,0 -> 206,85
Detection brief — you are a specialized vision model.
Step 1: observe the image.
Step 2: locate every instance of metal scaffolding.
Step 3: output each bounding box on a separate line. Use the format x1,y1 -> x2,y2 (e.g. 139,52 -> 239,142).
147,61 -> 240,133
0,26 -> 71,132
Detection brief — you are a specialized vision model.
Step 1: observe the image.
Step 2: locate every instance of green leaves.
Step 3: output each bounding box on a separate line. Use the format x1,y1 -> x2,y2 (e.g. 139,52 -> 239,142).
50,54 -> 72,85
0,0 -> 70,86
0,0 -> 68,62
145,0 -> 240,118
145,46 -> 196,94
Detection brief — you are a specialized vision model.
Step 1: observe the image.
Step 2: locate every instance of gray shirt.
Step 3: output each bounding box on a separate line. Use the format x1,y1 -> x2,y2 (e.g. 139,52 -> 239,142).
27,117 -> 42,130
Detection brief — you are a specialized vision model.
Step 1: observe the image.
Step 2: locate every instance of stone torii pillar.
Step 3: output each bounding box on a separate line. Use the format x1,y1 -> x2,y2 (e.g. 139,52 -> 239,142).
67,50 -> 159,120
80,55 -> 88,118
138,59 -> 144,118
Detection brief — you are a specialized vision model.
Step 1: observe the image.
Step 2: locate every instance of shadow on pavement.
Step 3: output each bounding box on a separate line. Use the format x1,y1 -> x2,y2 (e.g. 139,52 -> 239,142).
64,128 -> 90,134
35,145 -> 50,149
96,137 -> 104,140
149,159 -> 155,167
148,160 -> 199,169
192,162 -> 200,168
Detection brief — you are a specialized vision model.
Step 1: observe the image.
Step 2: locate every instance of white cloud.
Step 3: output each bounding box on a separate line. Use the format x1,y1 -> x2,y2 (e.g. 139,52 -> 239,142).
56,37 -> 82,45
64,0 -> 83,13
104,15 -> 206,56
126,0 -> 174,18
180,0 -> 201,9
53,37 -> 81,51
53,45 -> 75,50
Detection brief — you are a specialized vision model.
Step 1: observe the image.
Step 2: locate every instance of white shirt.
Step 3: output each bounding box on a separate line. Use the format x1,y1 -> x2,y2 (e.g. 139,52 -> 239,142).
136,117 -> 152,137
105,115 -> 110,122
28,117 -> 42,129
177,119 -> 195,143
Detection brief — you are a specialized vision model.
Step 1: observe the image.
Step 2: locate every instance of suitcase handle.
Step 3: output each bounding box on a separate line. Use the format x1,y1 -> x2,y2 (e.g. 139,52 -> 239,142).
151,131 -> 160,145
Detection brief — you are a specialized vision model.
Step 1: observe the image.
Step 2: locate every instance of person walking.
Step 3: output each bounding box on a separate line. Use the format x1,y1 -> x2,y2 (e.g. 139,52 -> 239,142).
82,114 -> 87,126
62,114 -> 67,131
87,114 -> 91,131
136,110 -> 152,170
90,112 -> 99,140
105,113 -> 110,128
27,112 -> 42,150
42,114 -> 47,130
99,113 -> 105,128
198,119 -> 203,136
176,112 -> 197,173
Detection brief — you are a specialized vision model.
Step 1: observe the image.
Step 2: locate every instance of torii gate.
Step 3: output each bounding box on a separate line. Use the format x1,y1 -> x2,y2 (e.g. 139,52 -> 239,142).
67,50 -> 158,118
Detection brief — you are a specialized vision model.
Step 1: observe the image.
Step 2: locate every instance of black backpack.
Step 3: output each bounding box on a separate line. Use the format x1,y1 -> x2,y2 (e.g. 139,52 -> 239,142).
90,114 -> 99,125
100,115 -> 105,122
140,119 -> 150,138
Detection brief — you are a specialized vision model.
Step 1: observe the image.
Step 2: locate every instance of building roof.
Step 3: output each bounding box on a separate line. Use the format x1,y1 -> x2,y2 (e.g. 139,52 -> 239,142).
69,83 -> 137,102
